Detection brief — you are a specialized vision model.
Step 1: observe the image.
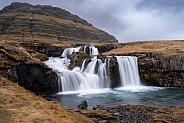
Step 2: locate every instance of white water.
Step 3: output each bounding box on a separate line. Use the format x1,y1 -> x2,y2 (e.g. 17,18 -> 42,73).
61,47 -> 81,57
116,56 -> 141,86
89,46 -> 99,56
44,46 -> 142,92
62,45 -> 99,57
45,46 -> 110,92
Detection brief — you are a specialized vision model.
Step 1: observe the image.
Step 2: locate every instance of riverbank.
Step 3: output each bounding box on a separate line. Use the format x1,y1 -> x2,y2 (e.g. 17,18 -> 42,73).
1,76 -> 183,123
0,76 -> 94,123
81,104 -> 184,123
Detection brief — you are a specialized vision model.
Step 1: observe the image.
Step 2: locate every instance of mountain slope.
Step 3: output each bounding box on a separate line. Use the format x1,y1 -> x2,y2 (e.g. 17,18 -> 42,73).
0,2 -> 117,43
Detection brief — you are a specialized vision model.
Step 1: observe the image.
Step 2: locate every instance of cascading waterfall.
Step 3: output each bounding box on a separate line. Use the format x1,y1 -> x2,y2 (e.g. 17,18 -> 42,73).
61,47 -> 81,57
98,59 -> 110,88
45,46 -> 109,92
116,56 -> 141,86
44,46 -> 141,92
89,46 -> 99,56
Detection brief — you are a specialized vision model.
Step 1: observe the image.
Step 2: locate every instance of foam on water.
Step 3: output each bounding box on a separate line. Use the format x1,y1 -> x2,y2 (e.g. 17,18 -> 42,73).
114,86 -> 164,92
57,88 -> 112,96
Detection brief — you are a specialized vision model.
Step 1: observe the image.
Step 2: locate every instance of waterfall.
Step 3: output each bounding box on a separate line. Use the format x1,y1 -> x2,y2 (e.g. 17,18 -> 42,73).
116,56 -> 141,86
44,46 -> 111,92
89,46 -> 99,56
44,46 -> 141,92
61,47 -> 81,57
80,59 -> 86,72
98,59 -> 110,88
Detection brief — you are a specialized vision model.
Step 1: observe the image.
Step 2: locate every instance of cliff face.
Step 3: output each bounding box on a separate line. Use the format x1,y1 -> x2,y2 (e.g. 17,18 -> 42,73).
138,53 -> 184,88
0,41 -> 60,95
0,2 -> 117,43
102,41 -> 184,88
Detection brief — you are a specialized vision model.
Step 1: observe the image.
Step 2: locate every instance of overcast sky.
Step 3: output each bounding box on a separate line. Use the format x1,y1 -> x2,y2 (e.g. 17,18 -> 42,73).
1,0 -> 184,42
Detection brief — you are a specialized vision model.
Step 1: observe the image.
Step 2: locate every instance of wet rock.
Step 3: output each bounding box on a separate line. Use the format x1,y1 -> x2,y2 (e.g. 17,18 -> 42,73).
108,56 -> 121,88
78,100 -> 88,110
67,52 -> 91,69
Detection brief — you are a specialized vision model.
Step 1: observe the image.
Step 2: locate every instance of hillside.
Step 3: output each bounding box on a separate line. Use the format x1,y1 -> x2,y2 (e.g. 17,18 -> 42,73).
0,2 -> 117,43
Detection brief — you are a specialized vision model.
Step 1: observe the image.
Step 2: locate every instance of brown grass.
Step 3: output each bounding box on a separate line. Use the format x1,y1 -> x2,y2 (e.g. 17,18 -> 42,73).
103,40 -> 184,56
0,76 -> 94,123
151,106 -> 184,123
0,11 -> 102,43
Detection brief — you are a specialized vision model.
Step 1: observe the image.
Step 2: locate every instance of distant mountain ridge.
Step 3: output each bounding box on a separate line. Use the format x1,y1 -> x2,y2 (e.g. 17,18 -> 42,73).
0,2 -> 118,43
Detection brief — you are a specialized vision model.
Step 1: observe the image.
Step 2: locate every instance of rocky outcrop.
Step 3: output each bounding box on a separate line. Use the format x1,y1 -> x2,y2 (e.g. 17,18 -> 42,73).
67,52 -> 91,69
138,53 -> 184,88
19,42 -> 64,57
95,43 -> 125,54
0,2 -> 118,43
15,63 -> 58,95
108,56 -> 121,88
0,41 -> 59,95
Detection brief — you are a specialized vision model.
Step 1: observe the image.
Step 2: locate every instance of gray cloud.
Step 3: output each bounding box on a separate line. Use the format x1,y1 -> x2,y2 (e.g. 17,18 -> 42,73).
136,0 -> 184,13
1,0 -> 184,42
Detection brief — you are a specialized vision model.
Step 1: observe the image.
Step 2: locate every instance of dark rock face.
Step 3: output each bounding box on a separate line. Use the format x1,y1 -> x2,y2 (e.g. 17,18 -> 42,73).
108,56 -> 121,88
16,64 -> 58,95
138,53 -> 184,88
19,42 -> 64,57
67,52 -> 91,69
46,47 -> 63,57
0,41 -> 59,95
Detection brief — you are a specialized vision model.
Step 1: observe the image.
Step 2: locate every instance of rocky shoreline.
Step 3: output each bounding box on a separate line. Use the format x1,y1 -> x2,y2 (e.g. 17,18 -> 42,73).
79,104 -> 184,123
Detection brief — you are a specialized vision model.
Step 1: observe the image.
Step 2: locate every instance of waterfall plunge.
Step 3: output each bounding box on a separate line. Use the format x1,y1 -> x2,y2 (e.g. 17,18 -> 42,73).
44,46 -> 141,92
116,56 -> 141,86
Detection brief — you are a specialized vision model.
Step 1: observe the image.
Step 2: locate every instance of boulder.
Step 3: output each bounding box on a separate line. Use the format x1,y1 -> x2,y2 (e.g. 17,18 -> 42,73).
78,100 -> 88,110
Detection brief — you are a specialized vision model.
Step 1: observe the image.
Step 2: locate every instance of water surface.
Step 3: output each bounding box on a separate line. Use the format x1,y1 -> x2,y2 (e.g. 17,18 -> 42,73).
47,86 -> 184,109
